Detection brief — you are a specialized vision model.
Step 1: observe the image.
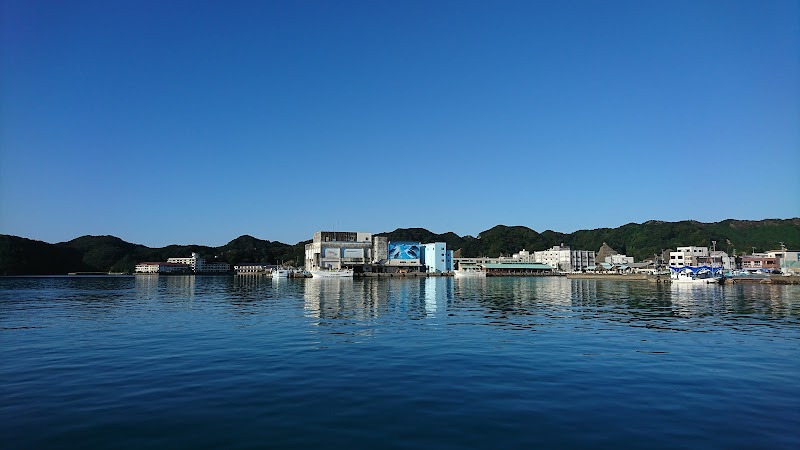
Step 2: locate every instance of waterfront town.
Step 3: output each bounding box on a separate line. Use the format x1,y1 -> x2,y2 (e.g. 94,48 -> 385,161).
134,230 -> 800,278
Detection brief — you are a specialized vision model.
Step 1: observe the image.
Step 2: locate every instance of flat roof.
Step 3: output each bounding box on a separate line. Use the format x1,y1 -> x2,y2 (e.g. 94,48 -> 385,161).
482,263 -> 554,270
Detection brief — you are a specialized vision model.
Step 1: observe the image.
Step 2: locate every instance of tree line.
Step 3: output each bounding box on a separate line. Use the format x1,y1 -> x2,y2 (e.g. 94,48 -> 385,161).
1,218 -> 798,275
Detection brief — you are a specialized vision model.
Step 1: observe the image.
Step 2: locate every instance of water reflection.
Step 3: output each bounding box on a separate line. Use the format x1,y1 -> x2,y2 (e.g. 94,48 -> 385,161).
424,277 -> 453,315
304,278 -> 362,320
134,275 -> 196,302
5,276 -> 796,334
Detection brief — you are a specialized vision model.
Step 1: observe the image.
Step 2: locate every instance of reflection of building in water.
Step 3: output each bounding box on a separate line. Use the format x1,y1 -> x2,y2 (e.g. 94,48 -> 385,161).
570,279 -> 597,304
535,278 -> 573,305
134,273 -> 161,296
135,274 -> 196,300
233,273 -> 270,290
303,278 -> 366,319
669,283 -> 726,316
163,275 -> 196,299
423,277 -> 453,314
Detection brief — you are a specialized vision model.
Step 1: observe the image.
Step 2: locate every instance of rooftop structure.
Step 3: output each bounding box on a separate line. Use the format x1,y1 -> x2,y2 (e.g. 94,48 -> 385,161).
305,231 -> 383,272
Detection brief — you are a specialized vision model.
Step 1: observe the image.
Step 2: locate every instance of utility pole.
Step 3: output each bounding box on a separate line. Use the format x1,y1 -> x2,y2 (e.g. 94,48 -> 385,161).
780,242 -> 786,272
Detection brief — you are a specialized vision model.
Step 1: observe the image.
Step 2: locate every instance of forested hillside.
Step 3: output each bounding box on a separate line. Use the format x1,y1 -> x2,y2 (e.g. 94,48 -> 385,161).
1,218 -> 798,275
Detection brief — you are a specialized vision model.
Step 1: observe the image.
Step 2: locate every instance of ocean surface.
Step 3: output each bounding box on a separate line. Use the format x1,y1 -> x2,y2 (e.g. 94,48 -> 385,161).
1,275 -> 799,449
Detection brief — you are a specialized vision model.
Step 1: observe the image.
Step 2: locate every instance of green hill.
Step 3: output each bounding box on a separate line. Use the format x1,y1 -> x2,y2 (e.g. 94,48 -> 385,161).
1,218 -> 798,275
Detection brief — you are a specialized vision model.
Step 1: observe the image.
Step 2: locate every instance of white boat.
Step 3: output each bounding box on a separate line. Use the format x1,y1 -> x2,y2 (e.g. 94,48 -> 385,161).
272,267 -> 293,278
670,266 -> 724,284
453,264 -> 486,278
310,268 -> 354,278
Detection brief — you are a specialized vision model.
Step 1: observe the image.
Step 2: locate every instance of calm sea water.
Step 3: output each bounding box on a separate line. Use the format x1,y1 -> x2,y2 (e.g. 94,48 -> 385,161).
1,276 -> 798,449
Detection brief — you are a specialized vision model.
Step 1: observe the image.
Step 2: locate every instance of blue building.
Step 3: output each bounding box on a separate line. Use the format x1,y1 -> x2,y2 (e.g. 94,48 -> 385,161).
421,242 -> 453,273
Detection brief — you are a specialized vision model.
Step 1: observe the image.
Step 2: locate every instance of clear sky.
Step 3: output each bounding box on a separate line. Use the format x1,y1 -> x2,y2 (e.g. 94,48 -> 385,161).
1,0 -> 798,247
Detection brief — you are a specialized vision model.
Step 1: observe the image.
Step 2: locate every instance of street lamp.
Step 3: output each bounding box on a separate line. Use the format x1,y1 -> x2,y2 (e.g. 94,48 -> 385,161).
711,240 -> 717,269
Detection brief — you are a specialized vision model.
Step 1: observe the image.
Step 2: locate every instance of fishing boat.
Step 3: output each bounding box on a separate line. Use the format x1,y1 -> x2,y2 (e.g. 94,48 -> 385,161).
271,267 -> 293,278
310,268 -> 354,278
670,266 -> 724,284
453,263 -> 486,278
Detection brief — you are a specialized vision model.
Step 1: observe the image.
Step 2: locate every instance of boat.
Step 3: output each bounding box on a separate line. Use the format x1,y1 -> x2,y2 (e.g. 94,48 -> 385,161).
670,266 -> 724,284
309,268 -> 354,278
453,264 -> 487,278
271,267 -> 293,278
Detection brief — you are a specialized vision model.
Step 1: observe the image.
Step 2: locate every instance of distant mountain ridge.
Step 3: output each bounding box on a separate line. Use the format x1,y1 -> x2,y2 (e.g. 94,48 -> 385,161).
1,218 -> 798,275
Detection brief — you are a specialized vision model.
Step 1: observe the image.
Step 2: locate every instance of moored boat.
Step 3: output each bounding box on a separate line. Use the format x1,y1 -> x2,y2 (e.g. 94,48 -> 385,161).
670,266 -> 724,284
272,267 -> 293,278
310,268 -> 354,278
453,264 -> 487,278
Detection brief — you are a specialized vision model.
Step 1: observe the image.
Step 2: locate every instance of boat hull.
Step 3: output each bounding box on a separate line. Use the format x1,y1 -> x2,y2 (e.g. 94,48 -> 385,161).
671,276 -> 724,284
669,266 -> 725,284
310,269 -> 354,278
453,270 -> 486,278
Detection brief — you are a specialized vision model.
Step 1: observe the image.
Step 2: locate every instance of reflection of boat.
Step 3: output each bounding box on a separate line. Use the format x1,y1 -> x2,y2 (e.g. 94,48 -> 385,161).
453,264 -> 486,278
272,267 -> 293,278
670,266 -> 724,284
310,268 -> 354,278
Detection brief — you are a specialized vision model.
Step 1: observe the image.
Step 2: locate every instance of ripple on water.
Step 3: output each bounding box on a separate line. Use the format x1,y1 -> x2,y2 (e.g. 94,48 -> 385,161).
1,276 -> 798,449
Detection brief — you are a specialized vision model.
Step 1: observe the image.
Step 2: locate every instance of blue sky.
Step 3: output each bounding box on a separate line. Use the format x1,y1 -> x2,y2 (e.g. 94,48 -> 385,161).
1,0 -> 798,247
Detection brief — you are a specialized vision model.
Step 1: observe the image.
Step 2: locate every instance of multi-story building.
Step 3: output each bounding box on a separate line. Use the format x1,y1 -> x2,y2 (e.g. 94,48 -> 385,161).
668,246 -> 735,269
741,256 -> 779,271
421,242 -> 453,273
533,244 -> 595,272
304,231 -> 383,272
134,262 -> 190,273
668,246 -> 709,268
508,249 -> 535,262
166,253 -> 230,273
766,247 -> 800,272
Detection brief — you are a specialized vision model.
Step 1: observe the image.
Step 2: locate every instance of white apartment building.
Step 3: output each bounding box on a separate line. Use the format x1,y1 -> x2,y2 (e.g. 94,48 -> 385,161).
134,262 -> 190,273
533,244 -> 595,272
166,253 -> 230,273
668,246 -> 736,269
508,249 -> 535,262
669,246 -> 709,268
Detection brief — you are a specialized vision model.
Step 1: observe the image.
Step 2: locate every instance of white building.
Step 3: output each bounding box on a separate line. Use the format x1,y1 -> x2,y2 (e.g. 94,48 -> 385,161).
668,246 -> 736,269
606,254 -> 634,265
508,249 -> 535,262
669,246 -> 709,268
166,253 -> 230,273
134,262 -> 190,273
533,244 -> 595,272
